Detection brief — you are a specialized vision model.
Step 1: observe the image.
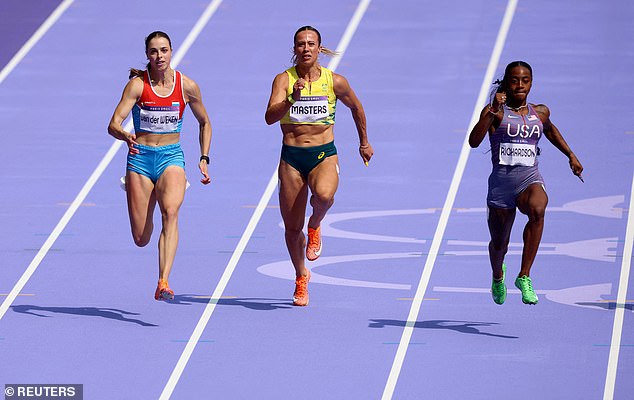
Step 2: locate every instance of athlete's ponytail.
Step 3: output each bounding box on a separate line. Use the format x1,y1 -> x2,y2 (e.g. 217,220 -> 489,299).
319,47 -> 338,57
129,67 -> 145,80
291,25 -> 339,64
128,31 -> 173,80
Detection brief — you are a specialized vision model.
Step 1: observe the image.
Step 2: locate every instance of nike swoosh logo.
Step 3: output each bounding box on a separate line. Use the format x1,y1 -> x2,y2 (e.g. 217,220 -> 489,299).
507,115 -> 519,119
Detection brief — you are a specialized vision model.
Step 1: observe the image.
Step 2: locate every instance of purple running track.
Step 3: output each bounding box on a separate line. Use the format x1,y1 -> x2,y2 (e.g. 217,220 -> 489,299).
0,1 -> 633,399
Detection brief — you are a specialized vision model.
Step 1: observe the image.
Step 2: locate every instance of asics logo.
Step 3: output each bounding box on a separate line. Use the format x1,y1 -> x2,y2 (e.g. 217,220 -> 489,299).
318,151 -> 325,159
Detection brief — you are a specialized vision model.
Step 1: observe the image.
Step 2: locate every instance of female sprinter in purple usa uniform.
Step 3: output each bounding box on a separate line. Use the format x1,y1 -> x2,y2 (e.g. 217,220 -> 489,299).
469,61 -> 583,305
265,26 -> 373,306
108,31 -> 212,300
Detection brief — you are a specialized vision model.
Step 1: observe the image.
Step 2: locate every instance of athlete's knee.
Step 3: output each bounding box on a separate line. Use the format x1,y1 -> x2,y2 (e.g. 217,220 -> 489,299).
160,205 -> 180,222
489,239 -> 509,254
311,191 -> 335,208
132,232 -> 151,247
527,204 -> 546,223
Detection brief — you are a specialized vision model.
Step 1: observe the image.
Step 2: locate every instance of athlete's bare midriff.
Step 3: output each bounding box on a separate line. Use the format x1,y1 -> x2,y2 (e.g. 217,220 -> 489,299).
281,124 -> 334,147
134,132 -> 181,146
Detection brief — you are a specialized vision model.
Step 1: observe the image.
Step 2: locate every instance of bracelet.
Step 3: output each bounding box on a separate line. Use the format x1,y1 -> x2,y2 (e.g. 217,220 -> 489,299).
287,94 -> 296,104
488,106 -> 499,115
200,155 -> 210,164
359,143 -> 370,149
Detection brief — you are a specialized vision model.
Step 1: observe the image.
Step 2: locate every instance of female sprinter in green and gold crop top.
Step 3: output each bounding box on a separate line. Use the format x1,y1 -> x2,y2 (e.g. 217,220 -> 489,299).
265,25 -> 374,307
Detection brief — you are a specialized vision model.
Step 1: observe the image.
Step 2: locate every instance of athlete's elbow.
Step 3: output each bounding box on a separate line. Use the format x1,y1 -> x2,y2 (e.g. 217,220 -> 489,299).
107,122 -> 117,137
265,113 -> 277,125
199,119 -> 212,132
468,135 -> 480,148
349,105 -> 363,117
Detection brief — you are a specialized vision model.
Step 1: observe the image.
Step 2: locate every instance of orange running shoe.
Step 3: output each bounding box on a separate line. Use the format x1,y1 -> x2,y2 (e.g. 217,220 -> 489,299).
306,226 -> 322,261
154,279 -> 174,301
292,271 -> 311,306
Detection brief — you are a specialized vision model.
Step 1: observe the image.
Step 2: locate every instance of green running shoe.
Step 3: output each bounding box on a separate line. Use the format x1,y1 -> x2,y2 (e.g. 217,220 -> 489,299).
515,275 -> 538,304
491,263 -> 507,305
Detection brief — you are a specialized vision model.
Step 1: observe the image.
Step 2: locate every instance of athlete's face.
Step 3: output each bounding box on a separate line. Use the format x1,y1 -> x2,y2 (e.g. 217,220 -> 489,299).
146,37 -> 172,72
506,66 -> 532,103
294,31 -> 321,66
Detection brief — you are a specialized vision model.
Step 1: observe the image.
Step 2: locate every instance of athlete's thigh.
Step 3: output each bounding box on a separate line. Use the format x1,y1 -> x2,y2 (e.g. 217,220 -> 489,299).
307,155 -> 339,198
516,183 -> 548,216
126,171 -> 156,232
155,166 -> 186,213
278,160 -> 308,230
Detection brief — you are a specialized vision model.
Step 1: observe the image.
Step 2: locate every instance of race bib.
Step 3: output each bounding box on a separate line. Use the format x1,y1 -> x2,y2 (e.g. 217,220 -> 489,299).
138,107 -> 181,133
499,142 -> 536,166
289,96 -> 329,123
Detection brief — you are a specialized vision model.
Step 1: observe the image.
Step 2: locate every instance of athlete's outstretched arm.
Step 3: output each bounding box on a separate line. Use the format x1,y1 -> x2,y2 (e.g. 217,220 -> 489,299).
535,104 -> 583,177
183,75 -> 212,185
333,73 -> 373,163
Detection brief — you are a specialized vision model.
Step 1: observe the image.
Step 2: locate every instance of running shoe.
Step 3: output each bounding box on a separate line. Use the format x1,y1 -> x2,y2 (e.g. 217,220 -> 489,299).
292,271 -> 311,306
514,275 -> 538,304
491,263 -> 507,305
154,279 -> 174,301
306,226 -> 322,261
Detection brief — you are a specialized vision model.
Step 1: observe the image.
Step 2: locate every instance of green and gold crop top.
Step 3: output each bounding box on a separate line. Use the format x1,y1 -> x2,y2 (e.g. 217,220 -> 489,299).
280,66 -> 336,125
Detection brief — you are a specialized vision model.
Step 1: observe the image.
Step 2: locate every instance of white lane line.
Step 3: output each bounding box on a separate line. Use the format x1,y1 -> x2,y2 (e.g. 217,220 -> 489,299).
603,173 -> 634,400
171,0 -> 223,67
381,1 -> 519,398
0,0 -> 76,320
158,1 -> 372,398
158,168 -> 278,400
0,0 -> 223,322
0,0 -> 75,87
329,0 -> 371,72
0,141 -> 121,322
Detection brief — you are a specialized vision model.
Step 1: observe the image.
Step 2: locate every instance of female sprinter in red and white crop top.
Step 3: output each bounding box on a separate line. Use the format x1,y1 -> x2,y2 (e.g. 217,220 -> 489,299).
108,31 -> 212,301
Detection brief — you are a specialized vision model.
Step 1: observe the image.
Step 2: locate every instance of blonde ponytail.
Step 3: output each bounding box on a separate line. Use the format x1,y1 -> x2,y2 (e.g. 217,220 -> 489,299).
319,47 -> 338,57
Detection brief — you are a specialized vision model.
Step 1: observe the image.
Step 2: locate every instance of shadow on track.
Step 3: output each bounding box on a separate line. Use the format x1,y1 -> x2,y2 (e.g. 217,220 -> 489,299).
368,319 -> 519,339
169,295 -> 294,311
11,305 -> 158,327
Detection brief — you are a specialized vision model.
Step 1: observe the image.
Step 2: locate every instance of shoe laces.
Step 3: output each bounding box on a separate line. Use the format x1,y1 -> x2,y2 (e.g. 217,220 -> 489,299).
294,276 -> 308,298
520,276 -> 533,291
308,228 -> 320,248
